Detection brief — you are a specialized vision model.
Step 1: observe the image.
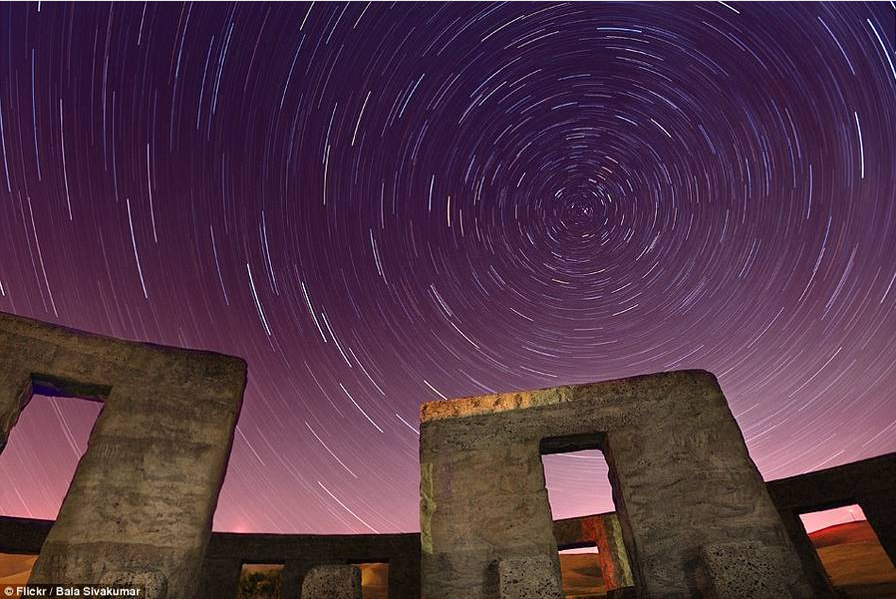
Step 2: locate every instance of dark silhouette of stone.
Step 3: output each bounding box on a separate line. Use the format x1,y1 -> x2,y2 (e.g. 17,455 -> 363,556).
197,530 -> 420,599
766,452 -> 896,597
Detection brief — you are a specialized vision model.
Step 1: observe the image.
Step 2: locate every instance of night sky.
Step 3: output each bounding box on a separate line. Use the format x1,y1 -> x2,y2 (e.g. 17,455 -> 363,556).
0,2 -> 894,536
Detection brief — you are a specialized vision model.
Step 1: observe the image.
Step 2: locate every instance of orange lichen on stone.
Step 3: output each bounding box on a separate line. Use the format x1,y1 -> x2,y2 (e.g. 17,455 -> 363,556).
420,386 -> 577,422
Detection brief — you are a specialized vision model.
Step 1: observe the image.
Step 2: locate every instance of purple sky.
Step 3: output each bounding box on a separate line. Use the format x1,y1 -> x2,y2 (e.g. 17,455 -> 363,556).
0,3 -> 895,535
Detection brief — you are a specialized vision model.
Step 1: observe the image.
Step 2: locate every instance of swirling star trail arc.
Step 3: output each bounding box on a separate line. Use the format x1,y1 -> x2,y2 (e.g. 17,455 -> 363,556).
0,2 -> 894,534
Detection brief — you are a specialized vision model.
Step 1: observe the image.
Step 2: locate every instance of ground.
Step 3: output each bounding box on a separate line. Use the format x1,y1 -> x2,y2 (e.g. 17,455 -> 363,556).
1,520 -> 893,596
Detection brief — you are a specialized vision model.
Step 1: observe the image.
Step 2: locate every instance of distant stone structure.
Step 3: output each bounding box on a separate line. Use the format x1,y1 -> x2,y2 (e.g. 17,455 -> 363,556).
1,312 -> 893,598
0,312 -> 246,599
419,370 -> 814,598
198,530 -> 419,598
767,453 -> 896,597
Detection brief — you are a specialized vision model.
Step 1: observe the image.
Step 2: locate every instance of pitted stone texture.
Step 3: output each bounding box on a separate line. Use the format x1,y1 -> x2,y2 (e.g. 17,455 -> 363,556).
0,311 -> 246,599
700,541 -> 793,598
301,565 -> 362,599
553,512 -> 634,591
420,370 -> 813,598
497,556 -> 563,599
198,531 -> 420,599
99,570 -> 168,599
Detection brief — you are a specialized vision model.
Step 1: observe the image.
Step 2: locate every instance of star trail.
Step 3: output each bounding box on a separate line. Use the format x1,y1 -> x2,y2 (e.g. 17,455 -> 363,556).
0,2 -> 895,535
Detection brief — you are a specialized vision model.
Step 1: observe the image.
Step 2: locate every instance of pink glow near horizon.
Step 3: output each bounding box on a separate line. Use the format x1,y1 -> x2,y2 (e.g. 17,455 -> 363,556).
0,397 -> 870,536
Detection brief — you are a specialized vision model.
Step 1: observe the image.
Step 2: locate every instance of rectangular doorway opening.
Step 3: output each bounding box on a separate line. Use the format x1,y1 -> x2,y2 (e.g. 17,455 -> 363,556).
800,504 -> 896,597
354,561 -> 389,599
237,563 -> 283,599
0,392 -> 103,520
541,433 -> 630,598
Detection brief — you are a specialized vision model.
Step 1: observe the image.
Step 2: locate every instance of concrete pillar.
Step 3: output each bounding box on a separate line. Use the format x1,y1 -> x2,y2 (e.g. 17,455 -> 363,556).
861,495 -> 896,570
774,508 -> 835,597
28,376 -> 244,599
1,312 -> 247,599
420,438 -> 561,598
590,513 -> 634,591
197,558 -> 243,599
497,555 -> 562,599
300,565 -> 361,599
0,367 -> 32,454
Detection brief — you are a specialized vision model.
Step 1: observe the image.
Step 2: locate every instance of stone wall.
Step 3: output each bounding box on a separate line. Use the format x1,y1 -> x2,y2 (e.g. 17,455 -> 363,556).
199,529 -> 421,599
3,446 -> 894,599
419,370 -> 813,598
1,313 -> 890,599
0,312 -> 246,599
766,452 -> 896,597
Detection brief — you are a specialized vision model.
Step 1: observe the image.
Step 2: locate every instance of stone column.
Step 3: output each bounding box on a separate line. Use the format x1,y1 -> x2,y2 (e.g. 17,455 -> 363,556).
0,367 -> 31,454
861,495 -> 896,569
774,508 -> 835,597
28,377 -> 244,598
197,558 -> 243,599
420,437 -> 563,598
591,514 -> 634,591
2,312 -> 246,599
599,374 -> 812,597
300,565 -> 361,599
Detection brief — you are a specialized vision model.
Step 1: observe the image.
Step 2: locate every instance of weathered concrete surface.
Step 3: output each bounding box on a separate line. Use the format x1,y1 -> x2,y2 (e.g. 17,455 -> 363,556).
419,370 -> 813,598
698,541 -> 793,598
497,555 -> 563,599
0,514 -> 420,599
198,530 -> 420,598
0,311 -> 246,599
553,512 -> 634,591
301,564 -> 361,598
766,452 -> 896,597
99,569 -> 169,598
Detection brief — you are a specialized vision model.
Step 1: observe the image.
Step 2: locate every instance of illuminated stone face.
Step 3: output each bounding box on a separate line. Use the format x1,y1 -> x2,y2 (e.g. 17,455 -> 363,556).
419,370 -> 813,598
0,311 -> 247,599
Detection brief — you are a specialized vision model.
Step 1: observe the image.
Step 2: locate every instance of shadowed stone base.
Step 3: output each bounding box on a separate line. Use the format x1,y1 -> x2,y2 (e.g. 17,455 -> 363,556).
301,565 -> 362,598
700,541 -> 794,598
99,570 -> 167,599
497,556 -> 563,599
